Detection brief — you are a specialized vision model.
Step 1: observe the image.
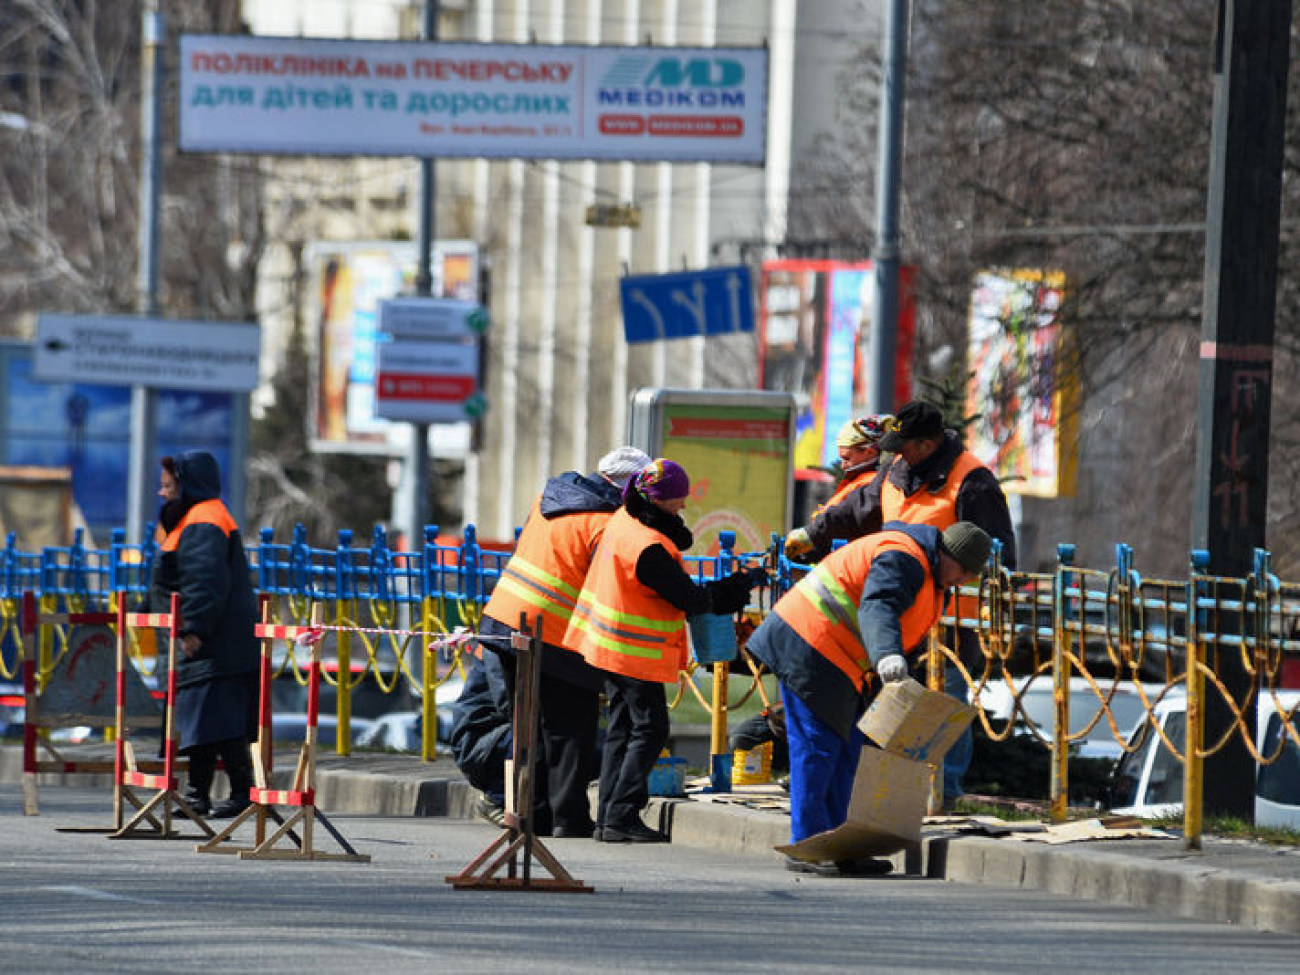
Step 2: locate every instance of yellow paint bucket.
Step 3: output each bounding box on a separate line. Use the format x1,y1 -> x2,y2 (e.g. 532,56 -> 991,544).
731,740 -> 772,785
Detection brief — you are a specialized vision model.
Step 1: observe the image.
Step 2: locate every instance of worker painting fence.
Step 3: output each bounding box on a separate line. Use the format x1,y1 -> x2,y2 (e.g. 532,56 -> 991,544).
6,524 -> 1300,849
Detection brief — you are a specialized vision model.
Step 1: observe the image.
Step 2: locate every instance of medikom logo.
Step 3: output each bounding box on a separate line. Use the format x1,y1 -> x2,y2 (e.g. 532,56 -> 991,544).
601,55 -> 745,89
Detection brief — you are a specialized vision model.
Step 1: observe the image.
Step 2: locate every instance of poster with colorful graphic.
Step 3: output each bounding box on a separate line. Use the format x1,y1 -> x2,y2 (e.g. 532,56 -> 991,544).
758,260 -> 915,474
628,390 -> 795,557
965,269 -> 1077,497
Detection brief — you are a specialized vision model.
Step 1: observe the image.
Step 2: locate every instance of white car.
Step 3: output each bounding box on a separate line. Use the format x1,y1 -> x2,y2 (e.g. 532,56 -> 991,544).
1106,689 -> 1300,827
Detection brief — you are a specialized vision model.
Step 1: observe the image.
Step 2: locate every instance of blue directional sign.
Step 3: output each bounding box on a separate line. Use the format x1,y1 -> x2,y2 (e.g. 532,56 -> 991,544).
619,265 -> 754,344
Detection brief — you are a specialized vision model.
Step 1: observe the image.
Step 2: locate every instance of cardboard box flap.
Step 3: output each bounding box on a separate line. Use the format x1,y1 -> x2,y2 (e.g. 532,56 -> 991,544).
776,747 -> 926,863
858,678 -> 977,763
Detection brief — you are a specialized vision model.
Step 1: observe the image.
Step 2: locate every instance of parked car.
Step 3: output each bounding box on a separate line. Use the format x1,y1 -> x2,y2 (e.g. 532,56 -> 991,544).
970,675 -> 1165,761
354,676 -> 465,753
269,713 -> 375,749
1105,689 -> 1300,827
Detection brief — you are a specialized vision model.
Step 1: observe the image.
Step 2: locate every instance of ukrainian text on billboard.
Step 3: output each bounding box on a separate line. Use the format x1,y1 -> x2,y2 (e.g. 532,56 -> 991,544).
179,35 -> 768,165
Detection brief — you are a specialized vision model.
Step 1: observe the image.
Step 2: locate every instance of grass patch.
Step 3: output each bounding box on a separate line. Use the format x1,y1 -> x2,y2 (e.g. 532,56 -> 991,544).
667,670 -> 779,727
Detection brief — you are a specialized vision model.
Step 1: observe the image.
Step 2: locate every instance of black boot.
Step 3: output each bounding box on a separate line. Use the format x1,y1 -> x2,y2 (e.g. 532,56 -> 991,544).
209,739 -> 254,818
183,747 -> 215,817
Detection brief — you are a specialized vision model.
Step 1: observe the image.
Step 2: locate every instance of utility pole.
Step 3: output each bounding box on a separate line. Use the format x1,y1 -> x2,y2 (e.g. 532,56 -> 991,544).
126,0 -> 163,543
866,0 -> 908,415
393,0 -> 439,551
1192,0 -> 1292,819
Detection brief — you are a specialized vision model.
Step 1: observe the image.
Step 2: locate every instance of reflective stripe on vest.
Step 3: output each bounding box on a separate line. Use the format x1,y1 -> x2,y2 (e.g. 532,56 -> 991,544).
881,449 -> 983,529
161,499 -> 238,550
563,508 -> 688,683
482,497 -> 611,642
775,530 -> 941,689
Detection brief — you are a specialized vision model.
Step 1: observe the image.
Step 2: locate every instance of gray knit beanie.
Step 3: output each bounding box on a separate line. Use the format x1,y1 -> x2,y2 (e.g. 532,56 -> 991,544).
940,522 -> 993,575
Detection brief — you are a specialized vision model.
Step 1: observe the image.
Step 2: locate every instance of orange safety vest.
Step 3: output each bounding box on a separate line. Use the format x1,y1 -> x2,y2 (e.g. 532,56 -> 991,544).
563,508 -> 689,684
482,496 -> 613,644
161,498 -> 239,550
773,530 -> 942,690
880,449 -> 983,530
810,466 -> 877,521
881,448 -> 987,621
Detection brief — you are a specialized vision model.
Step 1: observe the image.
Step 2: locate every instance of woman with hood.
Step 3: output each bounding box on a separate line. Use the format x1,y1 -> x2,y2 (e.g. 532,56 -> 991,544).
149,451 -> 258,818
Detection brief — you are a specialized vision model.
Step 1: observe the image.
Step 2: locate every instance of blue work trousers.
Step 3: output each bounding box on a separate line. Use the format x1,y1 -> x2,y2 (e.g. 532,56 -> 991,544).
782,686 -> 865,844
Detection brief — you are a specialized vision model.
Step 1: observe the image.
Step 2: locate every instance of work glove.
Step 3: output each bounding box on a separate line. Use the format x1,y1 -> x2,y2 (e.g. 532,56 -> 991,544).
744,566 -> 770,588
784,527 -> 813,559
875,654 -> 909,683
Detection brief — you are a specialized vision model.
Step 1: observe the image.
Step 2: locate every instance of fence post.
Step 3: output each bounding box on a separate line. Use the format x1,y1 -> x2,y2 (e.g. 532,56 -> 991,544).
1050,543 -> 1076,823
1184,549 -> 1210,850
335,528 -> 358,756
421,525 -> 441,761
709,532 -> 737,764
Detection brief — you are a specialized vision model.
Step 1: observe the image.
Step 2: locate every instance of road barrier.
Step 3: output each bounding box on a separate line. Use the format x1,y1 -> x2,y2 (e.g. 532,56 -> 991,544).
5,523 -> 1300,848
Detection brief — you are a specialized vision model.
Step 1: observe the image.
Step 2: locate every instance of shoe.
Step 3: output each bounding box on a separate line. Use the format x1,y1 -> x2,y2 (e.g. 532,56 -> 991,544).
834,856 -> 893,877
475,795 -> 507,828
552,823 -> 595,839
181,792 -> 211,817
592,827 -> 604,842
209,795 -> 252,819
598,820 -> 667,843
784,856 -> 837,876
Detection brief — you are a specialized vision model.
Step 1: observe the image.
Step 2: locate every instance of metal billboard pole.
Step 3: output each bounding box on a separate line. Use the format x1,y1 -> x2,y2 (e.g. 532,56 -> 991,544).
127,0 -> 163,544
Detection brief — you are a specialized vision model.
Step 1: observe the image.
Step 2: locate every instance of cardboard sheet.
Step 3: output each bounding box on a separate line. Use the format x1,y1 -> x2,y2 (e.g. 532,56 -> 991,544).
857,678 -> 977,763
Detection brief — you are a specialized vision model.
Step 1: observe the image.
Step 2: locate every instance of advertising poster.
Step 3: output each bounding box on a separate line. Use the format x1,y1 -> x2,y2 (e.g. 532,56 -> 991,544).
629,390 -> 795,557
179,35 -> 768,165
308,240 -> 478,453
0,343 -> 235,541
965,269 -> 1077,497
759,261 -> 915,473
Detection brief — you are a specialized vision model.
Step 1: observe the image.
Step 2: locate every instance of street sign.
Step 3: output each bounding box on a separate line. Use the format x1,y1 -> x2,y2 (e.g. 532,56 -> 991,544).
619,265 -> 754,344
378,298 -> 489,340
34,314 -> 260,391
374,338 -> 483,424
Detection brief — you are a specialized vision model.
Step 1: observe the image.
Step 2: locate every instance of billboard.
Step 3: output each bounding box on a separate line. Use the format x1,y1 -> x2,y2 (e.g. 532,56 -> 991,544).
0,341 -> 238,542
628,389 -> 796,556
758,261 -> 915,472
179,35 -> 768,165
965,270 -> 1078,498
307,240 -> 478,454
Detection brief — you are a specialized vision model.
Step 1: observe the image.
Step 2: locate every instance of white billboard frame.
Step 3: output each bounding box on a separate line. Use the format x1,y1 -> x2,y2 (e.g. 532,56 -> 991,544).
179,34 -> 768,165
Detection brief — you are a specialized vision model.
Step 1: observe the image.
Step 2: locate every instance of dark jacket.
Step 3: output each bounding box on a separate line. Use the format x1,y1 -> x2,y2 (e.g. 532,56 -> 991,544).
748,522 -> 945,741
803,462 -> 885,561
148,451 -> 258,688
539,470 -> 621,519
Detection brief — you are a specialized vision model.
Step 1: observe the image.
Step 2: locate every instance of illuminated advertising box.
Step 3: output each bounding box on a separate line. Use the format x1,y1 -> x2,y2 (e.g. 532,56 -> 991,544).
628,389 -> 796,556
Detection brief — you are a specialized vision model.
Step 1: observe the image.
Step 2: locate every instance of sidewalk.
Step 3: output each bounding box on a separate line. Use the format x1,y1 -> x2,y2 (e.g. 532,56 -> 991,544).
6,745 -> 1300,936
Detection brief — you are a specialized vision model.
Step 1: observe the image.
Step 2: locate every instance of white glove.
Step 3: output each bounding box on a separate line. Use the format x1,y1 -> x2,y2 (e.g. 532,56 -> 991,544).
876,654 -> 909,683
784,527 -> 813,559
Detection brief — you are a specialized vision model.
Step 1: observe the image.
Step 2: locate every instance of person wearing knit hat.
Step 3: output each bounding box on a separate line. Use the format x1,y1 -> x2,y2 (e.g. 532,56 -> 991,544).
747,520 -> 989,875
474,446 -> 649,838
784,413 -> 894,562
565,457 -> 767,843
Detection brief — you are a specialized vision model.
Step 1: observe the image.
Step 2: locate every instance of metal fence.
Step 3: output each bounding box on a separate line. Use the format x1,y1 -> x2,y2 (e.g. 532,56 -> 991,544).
4,524 -> 1300,848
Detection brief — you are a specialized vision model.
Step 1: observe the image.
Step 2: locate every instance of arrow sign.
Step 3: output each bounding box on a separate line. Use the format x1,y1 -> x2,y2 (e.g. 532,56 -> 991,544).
619,265 -> 754,344
34,314 -> 260,391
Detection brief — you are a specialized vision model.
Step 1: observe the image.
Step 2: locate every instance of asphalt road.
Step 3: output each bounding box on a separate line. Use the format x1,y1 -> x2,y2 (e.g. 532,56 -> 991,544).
3,786 -> 1298,975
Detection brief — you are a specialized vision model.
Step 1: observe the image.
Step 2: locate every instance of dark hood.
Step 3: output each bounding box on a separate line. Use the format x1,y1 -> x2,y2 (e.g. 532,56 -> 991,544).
174,451 -> 223,503
539,471 -> 621,518
881,520 -> 944,577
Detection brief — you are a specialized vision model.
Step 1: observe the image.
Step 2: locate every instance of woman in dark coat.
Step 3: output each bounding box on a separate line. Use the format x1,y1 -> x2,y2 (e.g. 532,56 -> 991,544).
149,451 -> 258,817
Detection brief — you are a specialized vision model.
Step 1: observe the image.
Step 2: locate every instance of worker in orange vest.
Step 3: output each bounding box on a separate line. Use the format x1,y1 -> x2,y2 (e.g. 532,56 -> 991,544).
565,459 -> 766,843
783,413 -> 893,562
875,401 -> 1016,805
478,446 -> 651,838
747,521 -> 992,875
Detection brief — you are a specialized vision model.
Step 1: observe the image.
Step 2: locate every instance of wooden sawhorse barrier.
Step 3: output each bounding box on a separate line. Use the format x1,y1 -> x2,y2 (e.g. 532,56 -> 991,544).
446,615 -> 591,893
109,593 -> 214,841
196,604 -> 368,862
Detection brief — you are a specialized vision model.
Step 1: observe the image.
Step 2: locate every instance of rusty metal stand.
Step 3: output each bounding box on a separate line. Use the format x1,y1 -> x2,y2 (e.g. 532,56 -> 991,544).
445,615 -> 592,893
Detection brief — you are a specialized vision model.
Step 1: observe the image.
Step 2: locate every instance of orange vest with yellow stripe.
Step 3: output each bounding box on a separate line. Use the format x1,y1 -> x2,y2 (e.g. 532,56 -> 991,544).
563,508 -> 689,684
880,449 -> 983,529
482,496 -> 612,645
161,498 -> 238,550
773,530 -> 942,690
811,466 -> 877,520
